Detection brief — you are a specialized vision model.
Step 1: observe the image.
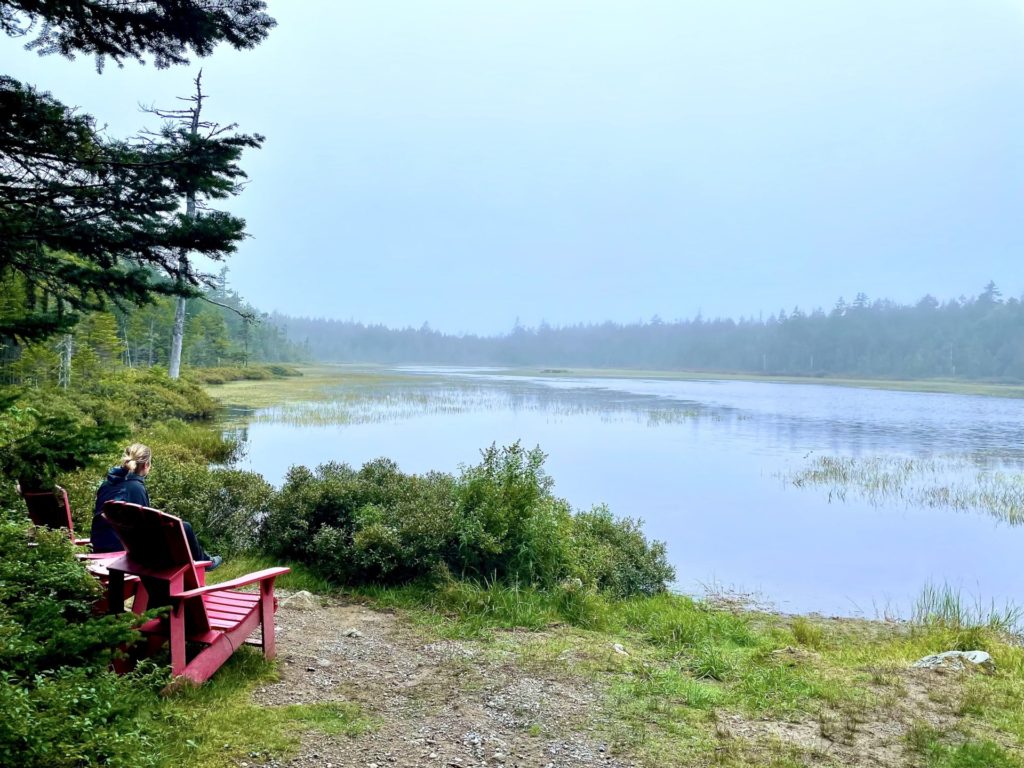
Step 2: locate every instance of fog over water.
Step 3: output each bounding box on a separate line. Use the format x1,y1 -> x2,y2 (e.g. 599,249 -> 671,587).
6,1 -> 1023,332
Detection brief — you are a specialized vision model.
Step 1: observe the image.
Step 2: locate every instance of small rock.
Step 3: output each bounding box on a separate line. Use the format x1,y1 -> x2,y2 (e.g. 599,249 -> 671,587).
345,628 -> 364,638
281,590 -> 317,610
612,643 -> 629,656
317,658 -> 332,668
913,650 -> 995,673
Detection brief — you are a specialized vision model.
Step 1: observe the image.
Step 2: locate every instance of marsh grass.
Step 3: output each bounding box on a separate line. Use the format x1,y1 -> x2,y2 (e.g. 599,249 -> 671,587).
911,582 -> 1024,636
207,364 -> 724,429
788,455 -> 1024,524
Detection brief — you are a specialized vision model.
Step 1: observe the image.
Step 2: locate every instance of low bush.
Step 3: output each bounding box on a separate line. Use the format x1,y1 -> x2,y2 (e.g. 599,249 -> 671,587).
569,506 -> 675,597
262,443 -> 675,596
186,365 -> 302,385
147,461 -> 273,556
0,514 -> 155,768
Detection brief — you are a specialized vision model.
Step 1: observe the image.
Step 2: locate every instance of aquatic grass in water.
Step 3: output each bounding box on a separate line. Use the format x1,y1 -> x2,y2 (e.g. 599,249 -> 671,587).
788,455 -> 1024,524
233,381 -> 713,429
911,582 -> 1023,636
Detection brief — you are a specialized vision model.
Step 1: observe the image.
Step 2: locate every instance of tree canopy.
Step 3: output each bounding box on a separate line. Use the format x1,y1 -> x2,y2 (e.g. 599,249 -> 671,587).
0,1 -> 273,342
1,1 -> 274,68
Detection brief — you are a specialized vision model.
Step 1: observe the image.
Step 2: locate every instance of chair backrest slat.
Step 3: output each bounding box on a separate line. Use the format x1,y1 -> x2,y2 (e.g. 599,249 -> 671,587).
102,501 -> 211,634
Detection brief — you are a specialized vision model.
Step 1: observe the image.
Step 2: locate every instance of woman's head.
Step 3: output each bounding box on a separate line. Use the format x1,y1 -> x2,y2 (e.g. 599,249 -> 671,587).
121,443 -> 152,476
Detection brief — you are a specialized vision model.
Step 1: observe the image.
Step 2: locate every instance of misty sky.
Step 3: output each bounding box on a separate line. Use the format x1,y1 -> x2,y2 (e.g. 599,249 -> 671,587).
4,1 -> 1024,333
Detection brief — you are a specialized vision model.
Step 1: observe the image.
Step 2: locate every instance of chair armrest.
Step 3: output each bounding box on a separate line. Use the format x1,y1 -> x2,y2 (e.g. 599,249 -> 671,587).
76,551 -> 126,561
106,556 -> 190,581
174,567 -> 290,600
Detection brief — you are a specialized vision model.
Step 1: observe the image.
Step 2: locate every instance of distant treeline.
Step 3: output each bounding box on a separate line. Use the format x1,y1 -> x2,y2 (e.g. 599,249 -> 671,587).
279,283 -> 1024,381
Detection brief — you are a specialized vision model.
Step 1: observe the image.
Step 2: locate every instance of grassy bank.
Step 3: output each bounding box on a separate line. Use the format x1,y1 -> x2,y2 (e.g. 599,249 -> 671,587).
210,557 -> 1024,767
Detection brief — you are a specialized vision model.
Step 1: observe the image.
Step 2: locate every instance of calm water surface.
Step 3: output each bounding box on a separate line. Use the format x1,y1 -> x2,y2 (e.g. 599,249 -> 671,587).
225,366 -> 1024,617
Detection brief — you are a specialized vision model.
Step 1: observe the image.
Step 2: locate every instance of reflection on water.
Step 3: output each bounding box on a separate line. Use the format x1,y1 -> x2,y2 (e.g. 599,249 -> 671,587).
224,366 -> 1024,617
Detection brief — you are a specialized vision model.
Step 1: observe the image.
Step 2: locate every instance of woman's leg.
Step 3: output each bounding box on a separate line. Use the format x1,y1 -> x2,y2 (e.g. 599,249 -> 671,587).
181,521 -> 210,562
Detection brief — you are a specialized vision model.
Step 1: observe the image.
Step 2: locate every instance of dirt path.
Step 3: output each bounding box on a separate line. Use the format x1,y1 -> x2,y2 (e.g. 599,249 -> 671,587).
248,596 -> 636,768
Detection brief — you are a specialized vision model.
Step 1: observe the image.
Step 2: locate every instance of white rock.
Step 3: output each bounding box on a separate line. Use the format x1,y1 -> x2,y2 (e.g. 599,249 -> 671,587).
281,590 -> 317,610
913,650 -> 995,673
344,628 -> 364,638
612,643 -> 629,656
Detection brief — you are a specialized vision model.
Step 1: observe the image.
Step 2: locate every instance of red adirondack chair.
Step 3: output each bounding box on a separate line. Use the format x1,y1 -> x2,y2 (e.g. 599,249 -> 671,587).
20,484 -> 143,612
101,500 -> 289,685
21,485 -> 90,546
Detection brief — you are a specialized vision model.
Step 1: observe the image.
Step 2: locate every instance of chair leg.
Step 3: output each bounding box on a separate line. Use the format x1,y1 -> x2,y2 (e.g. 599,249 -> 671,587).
169,604 -> 187,677
260,579 -> 276,659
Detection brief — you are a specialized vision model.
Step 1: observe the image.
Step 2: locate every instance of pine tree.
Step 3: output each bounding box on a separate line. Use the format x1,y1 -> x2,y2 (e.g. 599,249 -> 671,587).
0,2 -> 273,343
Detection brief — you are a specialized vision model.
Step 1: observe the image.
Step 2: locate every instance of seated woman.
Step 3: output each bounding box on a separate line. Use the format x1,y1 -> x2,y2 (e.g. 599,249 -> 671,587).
91,443 -> 222,569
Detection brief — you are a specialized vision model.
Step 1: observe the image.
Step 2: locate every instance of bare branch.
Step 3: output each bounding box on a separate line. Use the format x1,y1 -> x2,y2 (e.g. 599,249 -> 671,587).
197,295 -> 257,321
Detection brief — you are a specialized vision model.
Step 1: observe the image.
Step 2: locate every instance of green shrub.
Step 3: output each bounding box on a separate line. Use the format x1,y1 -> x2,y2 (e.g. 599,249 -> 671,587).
0,395 -> 126,495
0,514 -> 155,768
186,365 -> 302,385
569,505 -> 675,596
452,443 -> 575,585
0,667 -> 160,768
262,443 -> 674,597
141,419 -> 240,464
0,516 -> 139,676
262,462 -> 360,562
147,461 -> 273,555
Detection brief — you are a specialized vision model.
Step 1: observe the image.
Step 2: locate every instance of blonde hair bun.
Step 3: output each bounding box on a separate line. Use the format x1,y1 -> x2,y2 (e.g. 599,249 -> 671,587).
121,443 -> 152,474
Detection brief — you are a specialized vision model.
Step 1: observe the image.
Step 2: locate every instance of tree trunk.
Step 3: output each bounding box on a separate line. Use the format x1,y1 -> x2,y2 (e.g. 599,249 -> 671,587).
167,75 -> 203,380
58,333 -> 73,389
168,293 -> 187,378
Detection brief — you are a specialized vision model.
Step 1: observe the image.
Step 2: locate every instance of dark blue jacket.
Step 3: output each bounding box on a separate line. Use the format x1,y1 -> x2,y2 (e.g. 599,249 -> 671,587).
90,467 -> 150,553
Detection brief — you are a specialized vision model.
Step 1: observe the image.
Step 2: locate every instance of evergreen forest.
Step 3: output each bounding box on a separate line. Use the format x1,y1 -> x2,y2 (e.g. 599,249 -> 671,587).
282,281 -> 1024,381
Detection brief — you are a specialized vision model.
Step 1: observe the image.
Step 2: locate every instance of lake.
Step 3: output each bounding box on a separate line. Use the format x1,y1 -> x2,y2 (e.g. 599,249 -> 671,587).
221,366 -> 1024,618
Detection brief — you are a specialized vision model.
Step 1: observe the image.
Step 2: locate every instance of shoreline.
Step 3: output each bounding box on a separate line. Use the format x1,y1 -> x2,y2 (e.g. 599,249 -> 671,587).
211,362 -> 1024,401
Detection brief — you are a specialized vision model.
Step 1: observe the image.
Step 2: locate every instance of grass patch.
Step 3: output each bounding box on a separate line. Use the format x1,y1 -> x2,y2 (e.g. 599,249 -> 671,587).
186,564 -> 1024,768
344,579 -> 1024,766
206,554 -> 336,594
906,723 -> 1022,768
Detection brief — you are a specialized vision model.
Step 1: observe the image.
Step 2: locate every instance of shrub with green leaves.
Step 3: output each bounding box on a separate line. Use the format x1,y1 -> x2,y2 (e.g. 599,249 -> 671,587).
0,516 -> 139,676
569,505 -> 675,597
0,514 -> 155,768
147,461 -> 273,556
262,443 -> 674,596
